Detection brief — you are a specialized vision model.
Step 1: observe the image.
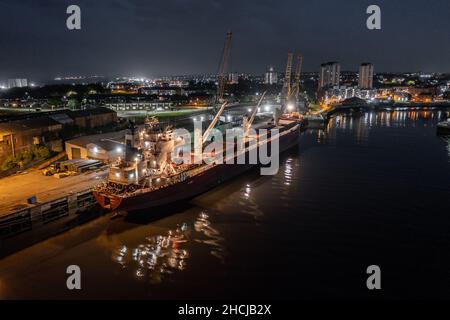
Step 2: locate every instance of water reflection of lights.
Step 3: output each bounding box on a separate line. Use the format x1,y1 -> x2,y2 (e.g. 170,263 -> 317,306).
194,212 -> 226,262
448,141 -> 450,159
112,212 -> 224,283
329,110 -> 449,134
243,184 -> 251,198
316,129 -> 325,143
284,158 -> 293,186
444,136 -> 450,160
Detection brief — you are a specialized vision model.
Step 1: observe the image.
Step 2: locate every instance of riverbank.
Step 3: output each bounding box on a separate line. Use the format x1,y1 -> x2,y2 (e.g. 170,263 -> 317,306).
323,101 -> 450,118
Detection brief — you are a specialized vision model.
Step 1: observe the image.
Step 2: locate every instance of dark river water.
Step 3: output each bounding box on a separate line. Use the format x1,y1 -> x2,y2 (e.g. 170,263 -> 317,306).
1,109 -> 450,299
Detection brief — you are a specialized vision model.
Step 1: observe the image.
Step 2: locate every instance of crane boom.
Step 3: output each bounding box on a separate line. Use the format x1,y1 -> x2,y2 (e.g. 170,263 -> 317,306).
292,54 -> 303,98
245,91 -> 266,132
283,52 -> 293,98
281,52 -> 293,113
203,102 -> 227,144
215,32 -> 232,104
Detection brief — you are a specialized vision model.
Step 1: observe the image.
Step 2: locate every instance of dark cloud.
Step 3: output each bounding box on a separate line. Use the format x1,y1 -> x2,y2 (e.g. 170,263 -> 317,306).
0,0 -> 449,81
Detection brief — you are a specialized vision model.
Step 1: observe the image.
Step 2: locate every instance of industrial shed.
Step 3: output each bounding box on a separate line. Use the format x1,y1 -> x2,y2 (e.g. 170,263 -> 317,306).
65,131 -> 125,163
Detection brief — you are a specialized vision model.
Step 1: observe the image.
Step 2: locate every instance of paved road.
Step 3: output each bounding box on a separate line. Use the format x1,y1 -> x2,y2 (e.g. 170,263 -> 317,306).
0,168 -> 108,217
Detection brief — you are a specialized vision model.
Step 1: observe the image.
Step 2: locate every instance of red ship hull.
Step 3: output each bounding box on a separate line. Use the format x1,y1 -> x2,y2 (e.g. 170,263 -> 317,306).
94,123 -> 301,212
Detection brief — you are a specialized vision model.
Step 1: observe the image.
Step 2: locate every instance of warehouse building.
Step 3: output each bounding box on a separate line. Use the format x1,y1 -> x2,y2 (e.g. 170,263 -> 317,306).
65,131 -> 125,163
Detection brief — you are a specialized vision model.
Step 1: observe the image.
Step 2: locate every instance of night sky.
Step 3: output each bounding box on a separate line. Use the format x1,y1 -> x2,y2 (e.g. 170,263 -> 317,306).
0,0 -> 449,80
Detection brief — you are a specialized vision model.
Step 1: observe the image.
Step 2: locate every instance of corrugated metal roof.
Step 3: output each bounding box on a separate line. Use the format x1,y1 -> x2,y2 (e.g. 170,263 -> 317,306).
65,130 -> 126,148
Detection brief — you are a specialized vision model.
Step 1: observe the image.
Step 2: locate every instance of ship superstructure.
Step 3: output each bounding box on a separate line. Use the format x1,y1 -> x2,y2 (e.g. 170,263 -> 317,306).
96,116 -> 192,196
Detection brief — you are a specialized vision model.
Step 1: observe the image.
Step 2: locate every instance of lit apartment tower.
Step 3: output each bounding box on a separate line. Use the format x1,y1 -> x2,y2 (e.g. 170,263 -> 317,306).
264,66 -> 278,85
318,62 -> 340,90
228,73 -> 239,84
358,63 -> 374,89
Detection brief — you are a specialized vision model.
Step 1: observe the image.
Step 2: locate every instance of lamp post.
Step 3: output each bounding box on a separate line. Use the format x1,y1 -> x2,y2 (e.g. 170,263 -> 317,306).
9,134 -> 16,159
134,157 -> 139,185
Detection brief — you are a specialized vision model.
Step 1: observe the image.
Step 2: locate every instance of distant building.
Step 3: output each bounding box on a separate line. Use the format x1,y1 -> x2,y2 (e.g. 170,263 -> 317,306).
358,63 -> 374,89
264,66 -> 278,85
138,87 -> 185,96
8,79 -> 28,89
228,73 -> 239,84
393,91 -> 411,102
67,107 -> 117,129
105,101 -> 174,111
319,62 -> 340,90
322,86 -> 378,103
340,97 -> 368,106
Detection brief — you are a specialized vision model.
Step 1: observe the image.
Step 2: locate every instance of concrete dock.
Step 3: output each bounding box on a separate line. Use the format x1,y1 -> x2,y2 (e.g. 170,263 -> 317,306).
0,168 -> 108,255
0,168 -> 107,217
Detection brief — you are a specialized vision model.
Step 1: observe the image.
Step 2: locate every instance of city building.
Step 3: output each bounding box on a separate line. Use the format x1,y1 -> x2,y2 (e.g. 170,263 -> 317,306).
322,86 -> 377,103
8,78 -> 28,89
393,91 -> 411,102
358,63 -> 374,89
264,66 -> 278,85
318,62 -> 340,90
228,73 -> 239,84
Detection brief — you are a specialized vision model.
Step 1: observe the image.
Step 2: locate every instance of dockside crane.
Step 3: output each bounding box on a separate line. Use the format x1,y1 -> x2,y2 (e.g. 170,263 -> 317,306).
281,52 -> 293,112
281,52 -> 303,113
215,31 -> 232,106
291,54 -> 303,105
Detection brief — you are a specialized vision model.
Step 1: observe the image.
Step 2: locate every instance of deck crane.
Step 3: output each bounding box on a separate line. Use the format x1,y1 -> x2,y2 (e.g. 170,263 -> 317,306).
243,91 -> 267,138
202,102 -> 228,144
215,31 -> 232,106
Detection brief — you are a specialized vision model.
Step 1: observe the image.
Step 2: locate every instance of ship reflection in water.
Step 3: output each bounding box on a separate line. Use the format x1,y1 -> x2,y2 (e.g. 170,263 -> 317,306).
111,212 -> 225,283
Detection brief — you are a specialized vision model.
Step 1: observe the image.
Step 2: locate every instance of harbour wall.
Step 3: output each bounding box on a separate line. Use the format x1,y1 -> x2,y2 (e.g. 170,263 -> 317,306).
0,189 -> 104,257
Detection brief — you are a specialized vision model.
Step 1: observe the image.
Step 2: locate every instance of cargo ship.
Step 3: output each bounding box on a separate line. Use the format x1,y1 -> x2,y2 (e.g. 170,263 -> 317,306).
93,95 -> 302,211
